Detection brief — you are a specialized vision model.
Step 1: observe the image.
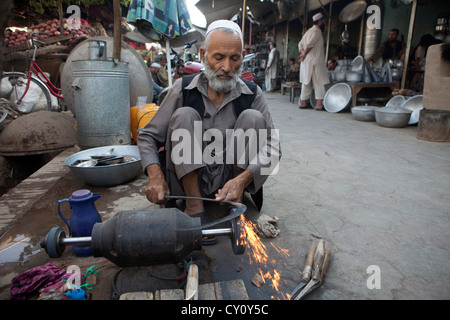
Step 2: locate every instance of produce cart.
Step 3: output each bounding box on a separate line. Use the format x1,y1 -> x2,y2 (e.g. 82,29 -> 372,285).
3,18 -> 98,85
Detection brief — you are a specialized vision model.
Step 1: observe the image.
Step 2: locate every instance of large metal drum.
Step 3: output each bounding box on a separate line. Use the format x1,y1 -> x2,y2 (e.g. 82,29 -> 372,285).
61,36 -> 153,116
72,60 -> 131,148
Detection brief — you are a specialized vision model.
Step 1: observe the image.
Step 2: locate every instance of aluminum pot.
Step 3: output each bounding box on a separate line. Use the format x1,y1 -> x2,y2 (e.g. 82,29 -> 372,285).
65,145 -> 142,187
345,71 -> 362,83
334,71 -> 346,82
375,106 -> 412,128
323,83 -> 352,113
351,106 -> 378,122
385,95 -> 406,108
401,95 -> 423,125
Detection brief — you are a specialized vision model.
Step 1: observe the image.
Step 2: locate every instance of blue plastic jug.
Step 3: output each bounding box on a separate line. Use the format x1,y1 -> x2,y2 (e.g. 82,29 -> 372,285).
58,189 -> 102,256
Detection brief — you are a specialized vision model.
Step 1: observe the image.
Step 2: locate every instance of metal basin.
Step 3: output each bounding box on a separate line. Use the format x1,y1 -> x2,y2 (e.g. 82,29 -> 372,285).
385,95 -> 406,108
375,106 -> 412,128
345,71 -> 362,83
0,111 -> 77,156
351,56 -> 364,72
351,106 -> 378,122
401,95 -> 423,125
333,71 -> 346,82
65,145 -> 142,187
323,83 -> 352,113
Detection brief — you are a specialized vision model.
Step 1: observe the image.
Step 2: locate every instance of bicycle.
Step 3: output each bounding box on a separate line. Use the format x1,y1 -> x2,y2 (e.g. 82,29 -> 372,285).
1,32 -> 64,111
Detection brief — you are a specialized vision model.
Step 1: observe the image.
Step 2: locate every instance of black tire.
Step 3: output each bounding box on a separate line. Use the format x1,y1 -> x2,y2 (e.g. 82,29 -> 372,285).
2,72 -> 52,111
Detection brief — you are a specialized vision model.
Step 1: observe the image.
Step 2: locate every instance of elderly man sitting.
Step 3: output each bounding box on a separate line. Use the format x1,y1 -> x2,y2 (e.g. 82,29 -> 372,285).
138,20 -> 280,227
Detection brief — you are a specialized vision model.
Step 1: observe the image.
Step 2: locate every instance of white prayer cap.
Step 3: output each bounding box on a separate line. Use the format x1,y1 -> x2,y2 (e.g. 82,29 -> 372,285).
313,12 -> 324,21
151,63 -> 161,68
206,19 -> 243,42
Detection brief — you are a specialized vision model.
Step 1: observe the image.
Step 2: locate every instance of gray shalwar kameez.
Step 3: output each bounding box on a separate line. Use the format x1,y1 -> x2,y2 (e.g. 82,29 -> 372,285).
137,73 -> 280,198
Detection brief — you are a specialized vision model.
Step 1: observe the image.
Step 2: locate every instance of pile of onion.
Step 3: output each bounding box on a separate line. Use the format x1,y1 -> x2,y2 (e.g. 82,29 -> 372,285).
4,18 -> 95,47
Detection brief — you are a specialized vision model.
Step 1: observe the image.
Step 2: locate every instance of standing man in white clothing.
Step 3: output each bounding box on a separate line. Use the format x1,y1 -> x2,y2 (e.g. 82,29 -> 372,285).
265,42 -> 280,92
298,12 -> 329,110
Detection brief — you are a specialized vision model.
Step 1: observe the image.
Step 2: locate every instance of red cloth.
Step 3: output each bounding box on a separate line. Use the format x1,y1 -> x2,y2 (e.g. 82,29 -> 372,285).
10,263 -> 69,300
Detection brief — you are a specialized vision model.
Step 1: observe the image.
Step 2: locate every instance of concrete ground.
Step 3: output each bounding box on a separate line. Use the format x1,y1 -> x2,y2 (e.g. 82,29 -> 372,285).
0,91 -> 449,300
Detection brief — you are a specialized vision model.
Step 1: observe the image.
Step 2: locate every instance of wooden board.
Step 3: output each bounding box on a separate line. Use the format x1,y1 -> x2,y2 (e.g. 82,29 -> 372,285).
5,35 -> 73,54
118,279 -> 249,300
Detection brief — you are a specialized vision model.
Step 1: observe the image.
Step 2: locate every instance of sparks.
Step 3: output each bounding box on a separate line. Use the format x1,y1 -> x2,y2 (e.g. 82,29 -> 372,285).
239,215 -> 290,299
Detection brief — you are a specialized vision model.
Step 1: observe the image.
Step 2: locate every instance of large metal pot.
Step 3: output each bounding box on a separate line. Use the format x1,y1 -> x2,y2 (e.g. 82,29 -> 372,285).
351,106 -> 378,122
375,106 -> 412,128
401,95 -> 423,125
65,145 -> 142,187
385,95 -> 406,108
323,83 -> 352,113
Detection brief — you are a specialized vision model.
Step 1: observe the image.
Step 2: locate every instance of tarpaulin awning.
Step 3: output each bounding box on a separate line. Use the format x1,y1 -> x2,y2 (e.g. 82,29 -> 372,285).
126,0 -> 195,87
126,0 -> 194,41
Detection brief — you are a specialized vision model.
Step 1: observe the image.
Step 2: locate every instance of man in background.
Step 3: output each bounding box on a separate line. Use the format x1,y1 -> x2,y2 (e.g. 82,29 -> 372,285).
366,28 -> 406,63
265,42 -> 280,91
298,12 -> 329,110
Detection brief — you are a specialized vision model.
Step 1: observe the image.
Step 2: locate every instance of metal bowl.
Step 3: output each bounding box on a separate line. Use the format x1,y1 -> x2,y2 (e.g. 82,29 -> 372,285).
385,95 -> 406,108
351,55 -> 364,72
345,71 -> 362,83
351,106 -> 378,121
65,145 -> 142,187
323,83 -> 352,113
401,95 -> 423,125
375,106 -> 412,128
333,71 -> 346,82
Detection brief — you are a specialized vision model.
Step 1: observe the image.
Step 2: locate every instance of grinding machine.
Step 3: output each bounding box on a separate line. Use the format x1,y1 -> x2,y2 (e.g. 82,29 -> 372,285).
40,196 -> 247,267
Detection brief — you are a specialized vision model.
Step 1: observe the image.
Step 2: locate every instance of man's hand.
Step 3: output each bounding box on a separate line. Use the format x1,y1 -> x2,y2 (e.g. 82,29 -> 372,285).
298,53 -> 306,62
142,164 -> 170,207
215,170 -> 253,203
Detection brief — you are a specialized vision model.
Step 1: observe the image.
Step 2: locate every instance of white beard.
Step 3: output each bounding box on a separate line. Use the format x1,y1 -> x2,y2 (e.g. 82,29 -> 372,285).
203,57 -> 243,93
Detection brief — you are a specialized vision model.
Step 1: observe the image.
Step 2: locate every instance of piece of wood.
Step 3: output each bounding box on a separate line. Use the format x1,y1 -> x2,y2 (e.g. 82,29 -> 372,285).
119,291 -> 154,300
121,279 -> 250,300
185,264 -> 199,300
312,240 -> 325,281
158,289 -> 185,300
5,35 -> 73,54
113,0 -> 122,61
301,243 -> 317,282
198,283 -> 216,300
320,247 -> 331,283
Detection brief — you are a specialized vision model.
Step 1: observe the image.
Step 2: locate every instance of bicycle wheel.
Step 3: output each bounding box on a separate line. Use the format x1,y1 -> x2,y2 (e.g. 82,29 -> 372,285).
2,72 -> 52,111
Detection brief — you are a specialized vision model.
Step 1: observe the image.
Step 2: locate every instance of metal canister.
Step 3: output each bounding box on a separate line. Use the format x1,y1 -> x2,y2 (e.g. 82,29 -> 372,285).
72,60 -> 131,148
88,40 -> 107,60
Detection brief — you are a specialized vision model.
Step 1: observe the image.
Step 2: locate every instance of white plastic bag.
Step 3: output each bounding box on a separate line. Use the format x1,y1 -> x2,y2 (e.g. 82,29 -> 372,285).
10,77 -> 44,113
0,77 -> 13,98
